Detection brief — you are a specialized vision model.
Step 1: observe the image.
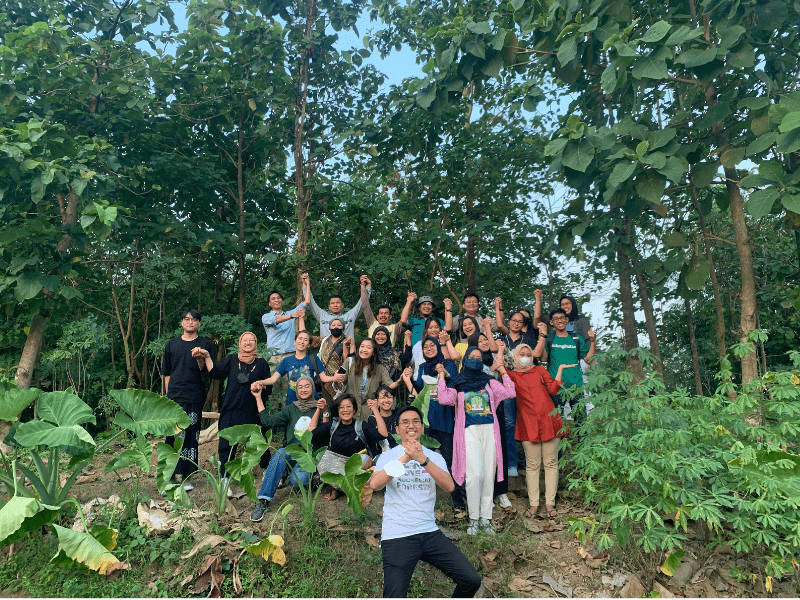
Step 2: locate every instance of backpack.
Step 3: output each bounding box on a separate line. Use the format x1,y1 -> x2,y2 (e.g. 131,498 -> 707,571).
545,331 -> 582,364
329,417 -> 374,458
307,354 -> 326,395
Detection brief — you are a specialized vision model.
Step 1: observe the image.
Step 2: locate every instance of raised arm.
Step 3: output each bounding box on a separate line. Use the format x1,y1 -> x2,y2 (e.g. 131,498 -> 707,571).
367,399 -> 388,438
532,321 -> 547,358
533,288 -> 543,327
481,317 -> 498,352
435,364 -> 457,406
399,291 -> 416,327
494,297 -> 508,334
360,275 -> 375,327
303,275 -> 324,321
308,398 -> 328,432
443,297 -> 454,332
584,329 -> 597,364
438,331 -> 460,362
300,272 -> 311,307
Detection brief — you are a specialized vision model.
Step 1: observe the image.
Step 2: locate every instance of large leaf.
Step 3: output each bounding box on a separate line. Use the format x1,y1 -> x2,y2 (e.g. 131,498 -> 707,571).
285,430 -> 321,475
0,497 -> 60,546
411,384 -> 434,428
156,439 -> 182,493
51,523 -> 119,570
51,525 -> 129,575
14,421 -> 95,454
561,139 -> 594,172
319,453 -> 372,515
219,424 -> 269,500
636,173 -> 667,203
729,450 -> 800,496
0,386 -> 40,421
37,389 -> 95,427
685,255 -> 711,290
746,188 -> 779,219
110,389 -> 190,436
245,534 -> 286,566
390,433 -> 441,449
104,436 -> 151,474
607,161 -> 636,188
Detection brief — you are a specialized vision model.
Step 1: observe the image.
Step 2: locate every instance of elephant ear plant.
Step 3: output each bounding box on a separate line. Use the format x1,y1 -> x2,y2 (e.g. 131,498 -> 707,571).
0,383 -> 190,575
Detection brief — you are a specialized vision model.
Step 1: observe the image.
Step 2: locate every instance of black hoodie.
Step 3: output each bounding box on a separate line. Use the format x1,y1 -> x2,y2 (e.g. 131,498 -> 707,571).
559,295 -> 592,342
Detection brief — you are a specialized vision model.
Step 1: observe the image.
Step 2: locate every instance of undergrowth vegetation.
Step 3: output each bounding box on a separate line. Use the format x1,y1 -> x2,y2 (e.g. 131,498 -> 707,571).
565,337 -> 800,589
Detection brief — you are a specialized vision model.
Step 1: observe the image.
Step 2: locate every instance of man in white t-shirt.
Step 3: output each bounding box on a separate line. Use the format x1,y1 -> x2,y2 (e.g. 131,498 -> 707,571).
369,406 -> 481,598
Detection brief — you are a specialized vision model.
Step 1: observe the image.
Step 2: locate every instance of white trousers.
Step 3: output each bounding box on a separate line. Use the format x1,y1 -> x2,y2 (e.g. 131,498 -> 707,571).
464,423 -> 496,521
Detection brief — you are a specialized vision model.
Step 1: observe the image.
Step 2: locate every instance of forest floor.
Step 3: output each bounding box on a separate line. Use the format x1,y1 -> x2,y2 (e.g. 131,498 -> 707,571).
0,431 -> 795,598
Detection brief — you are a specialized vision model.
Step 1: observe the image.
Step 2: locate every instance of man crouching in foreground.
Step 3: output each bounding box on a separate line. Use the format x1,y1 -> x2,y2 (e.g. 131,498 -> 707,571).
369,405 -> 482,598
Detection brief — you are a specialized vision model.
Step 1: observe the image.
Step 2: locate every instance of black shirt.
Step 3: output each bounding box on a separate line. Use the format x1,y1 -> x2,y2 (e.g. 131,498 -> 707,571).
161,336 -> 216,406
313,419 -> 385,456
209,354 -> 271,428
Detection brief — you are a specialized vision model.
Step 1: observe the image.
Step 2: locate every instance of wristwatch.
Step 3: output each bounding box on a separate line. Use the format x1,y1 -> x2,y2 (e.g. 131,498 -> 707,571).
420,457 -> 430,467
323,411 -> 330,418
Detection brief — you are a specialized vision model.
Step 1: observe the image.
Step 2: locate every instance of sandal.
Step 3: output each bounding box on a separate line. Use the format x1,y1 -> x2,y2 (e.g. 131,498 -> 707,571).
546,508 -> 559,519
453,507 -> 468,519
524,506 -> 539,519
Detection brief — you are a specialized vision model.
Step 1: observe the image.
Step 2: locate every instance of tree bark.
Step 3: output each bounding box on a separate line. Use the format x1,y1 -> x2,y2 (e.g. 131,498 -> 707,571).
616,244 -> 644,381
689,178 -> 727,360
705,82 -> 758,383
14,312 -> 50,390
684,297 -> 703,395
629,224 -> 663,378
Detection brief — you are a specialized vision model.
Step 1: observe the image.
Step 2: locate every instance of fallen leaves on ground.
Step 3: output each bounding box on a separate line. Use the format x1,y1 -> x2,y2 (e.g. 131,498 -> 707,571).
543,572 -> 573,597
182,535 -> 233,559
365,533 -> 380,549
194,555 -> 224,596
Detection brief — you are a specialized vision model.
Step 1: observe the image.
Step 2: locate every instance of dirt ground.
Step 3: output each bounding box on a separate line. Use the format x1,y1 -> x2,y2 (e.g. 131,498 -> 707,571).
66,433 -> 792,599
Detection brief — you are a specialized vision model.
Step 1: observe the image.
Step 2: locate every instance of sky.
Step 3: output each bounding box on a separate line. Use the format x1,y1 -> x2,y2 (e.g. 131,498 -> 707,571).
154,2 -> 628,342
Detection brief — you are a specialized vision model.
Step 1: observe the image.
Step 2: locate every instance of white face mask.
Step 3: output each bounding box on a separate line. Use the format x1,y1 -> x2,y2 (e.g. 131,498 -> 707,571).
517,356 -> 533,367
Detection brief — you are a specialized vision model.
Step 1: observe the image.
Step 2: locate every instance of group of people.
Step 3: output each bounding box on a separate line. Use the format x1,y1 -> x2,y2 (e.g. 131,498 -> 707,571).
159,274 -> 596,597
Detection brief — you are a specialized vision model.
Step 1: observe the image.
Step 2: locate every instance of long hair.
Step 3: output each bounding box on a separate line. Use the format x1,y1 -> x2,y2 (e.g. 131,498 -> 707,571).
354,338 -> 379,377
422,316 -> 442,339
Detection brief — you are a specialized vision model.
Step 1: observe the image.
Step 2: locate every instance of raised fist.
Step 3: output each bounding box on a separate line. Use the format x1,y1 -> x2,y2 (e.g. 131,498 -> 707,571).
534,289 -> 543,300
443,298 -> 453,310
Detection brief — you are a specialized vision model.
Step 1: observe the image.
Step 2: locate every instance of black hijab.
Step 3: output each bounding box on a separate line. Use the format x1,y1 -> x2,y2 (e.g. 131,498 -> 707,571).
560,295 -> 582,321
373,326 -> 400,375
448,345 -> 493,392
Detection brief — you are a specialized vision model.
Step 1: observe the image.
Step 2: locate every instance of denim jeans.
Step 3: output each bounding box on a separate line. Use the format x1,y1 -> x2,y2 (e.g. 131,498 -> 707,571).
257,447 -> 310,501
504,397 -> 518,469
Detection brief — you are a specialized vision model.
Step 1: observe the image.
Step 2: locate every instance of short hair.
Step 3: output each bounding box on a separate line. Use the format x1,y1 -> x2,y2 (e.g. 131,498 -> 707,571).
462,292 -> 479,303
377,304 -> 392,314
295,329 -> 311,340
376,385 -> 393,398
549,308 -> 567,319
330,318 -> 344,328
329,294 -> 344,303
267,289 -> 284,301
181,309 -> 202,321
395,405 -> 423,424
332,394 -> 357,418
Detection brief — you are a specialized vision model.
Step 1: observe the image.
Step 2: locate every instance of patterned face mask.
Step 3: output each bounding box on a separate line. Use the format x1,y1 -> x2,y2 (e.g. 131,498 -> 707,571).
517,356 -> 532,367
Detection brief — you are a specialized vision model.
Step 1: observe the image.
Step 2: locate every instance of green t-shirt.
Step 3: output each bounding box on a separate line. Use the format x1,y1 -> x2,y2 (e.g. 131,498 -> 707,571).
464,389 -> 494,427
547,333 -> 589,389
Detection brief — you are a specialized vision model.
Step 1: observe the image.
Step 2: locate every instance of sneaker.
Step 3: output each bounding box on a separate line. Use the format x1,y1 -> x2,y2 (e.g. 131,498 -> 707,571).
508,466 -> 519,477
250,500 -> 268,522
183,479 -> 194,492
495,493 -> 512,509
466,519 -> 481,535
479,518 -> 495,535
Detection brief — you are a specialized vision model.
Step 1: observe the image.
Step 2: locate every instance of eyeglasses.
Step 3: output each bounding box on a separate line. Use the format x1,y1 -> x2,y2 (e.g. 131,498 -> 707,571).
552,317 -> 568,322
398,418 -> 422,426
182,317 -> 199,322
510,318 -> 524,324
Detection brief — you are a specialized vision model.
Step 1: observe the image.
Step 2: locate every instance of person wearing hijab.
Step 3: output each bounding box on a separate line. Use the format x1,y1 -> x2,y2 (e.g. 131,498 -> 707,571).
209,331 -> 271,494
249,375 -> 320,522
436,346 -> 515,535
407,336 -> 465,514
373,326 -> 403,382
494,344 -> 573,520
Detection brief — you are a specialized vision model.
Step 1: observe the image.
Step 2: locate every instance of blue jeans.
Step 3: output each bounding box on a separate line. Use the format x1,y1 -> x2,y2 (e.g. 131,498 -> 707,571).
505,397 -> 518,469
257,447 -> 310,501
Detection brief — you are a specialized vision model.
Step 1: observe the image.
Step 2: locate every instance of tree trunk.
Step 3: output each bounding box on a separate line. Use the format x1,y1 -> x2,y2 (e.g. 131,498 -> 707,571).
705,82 -> 758,383
616,245 -> 644,381
629,224 -> 664,378
689,178 -> 727,360
684,297 -> 703,395
236,112 -> 246,318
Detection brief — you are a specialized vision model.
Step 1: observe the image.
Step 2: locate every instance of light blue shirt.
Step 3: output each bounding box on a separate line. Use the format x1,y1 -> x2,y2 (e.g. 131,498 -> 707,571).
262,303 -> 305,354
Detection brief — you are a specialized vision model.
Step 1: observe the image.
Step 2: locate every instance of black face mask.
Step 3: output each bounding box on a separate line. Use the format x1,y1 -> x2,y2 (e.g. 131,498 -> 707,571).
330,327 -> 343,337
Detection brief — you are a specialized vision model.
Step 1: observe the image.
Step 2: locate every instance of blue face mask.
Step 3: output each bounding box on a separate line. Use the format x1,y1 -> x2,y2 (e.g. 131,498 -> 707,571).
463,358 -> 484,372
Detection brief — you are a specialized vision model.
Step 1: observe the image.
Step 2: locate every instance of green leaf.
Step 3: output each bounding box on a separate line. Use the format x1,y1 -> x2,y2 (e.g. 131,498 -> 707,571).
660,550 -> 686,576
608,161 -> 636,188
647,128 -> 677,151
557,36 -> 577,66
664,232 -> 689,247
466,21 -> 492,35
635,173 -> 666,203
746,188 -> 779,219
155,440 -> 182,494
14,272 -> 44,302
14,421 -> 96,454
104,437 -> 151,475
747,132 -> 778,156
720,147 -> 745,169
657,156 -> 687,184
779,111 -> 800,134
685,255 -> 710,290
781,194 -> 800,214
777,127 -> 800,154
727,43 -> 755,69
219,424 -> 269,500
411,385 -> 433,428
677,47 -> 717,68
631,49 -> 669,80
38,389 -> 95,427
641,151 -> 666,169
319,453 -> 372,515
0,386 -> 40,421
562,139 -> 594,172
0,497 -> 60,546
544,137 -> 567,157
691,161 -> 719,188
638,20 -> 671,43
600,63 -> 618,94
664,25 -> 702,46
51,525 -> 128,575
510,0 -> 524,10
416,85 -> 437,109
110,389 -> 190,436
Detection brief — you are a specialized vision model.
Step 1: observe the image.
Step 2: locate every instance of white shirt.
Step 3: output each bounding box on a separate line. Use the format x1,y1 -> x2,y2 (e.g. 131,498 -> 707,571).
376,445 -> 449,541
